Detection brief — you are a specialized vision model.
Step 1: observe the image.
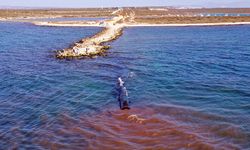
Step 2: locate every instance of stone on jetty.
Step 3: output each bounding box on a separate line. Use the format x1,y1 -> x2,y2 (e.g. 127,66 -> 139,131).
56,16 -> 125,59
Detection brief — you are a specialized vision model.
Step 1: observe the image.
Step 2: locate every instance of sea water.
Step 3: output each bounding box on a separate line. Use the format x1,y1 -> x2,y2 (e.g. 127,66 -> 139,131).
0,22 -> 250,149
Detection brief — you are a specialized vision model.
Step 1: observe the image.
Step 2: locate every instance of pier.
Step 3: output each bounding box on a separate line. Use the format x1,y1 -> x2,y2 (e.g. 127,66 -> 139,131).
56,14 -> 127,58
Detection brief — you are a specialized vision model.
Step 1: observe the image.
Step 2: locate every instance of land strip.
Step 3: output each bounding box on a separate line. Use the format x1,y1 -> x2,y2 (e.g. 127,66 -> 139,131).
0,8 -> 116,20
2,7 -> 250,58
55,10 -> 128,58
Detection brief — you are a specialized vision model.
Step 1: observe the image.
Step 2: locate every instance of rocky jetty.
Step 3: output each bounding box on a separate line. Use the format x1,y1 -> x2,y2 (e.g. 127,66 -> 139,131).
56,16 -> 125,58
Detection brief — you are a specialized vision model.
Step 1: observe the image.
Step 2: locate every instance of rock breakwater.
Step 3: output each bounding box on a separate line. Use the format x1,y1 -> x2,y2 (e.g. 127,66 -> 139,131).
56,16 -> 125,58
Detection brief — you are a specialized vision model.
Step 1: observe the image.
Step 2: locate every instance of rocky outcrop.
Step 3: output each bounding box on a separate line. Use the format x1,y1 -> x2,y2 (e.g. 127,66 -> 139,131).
56,16 -> 125,59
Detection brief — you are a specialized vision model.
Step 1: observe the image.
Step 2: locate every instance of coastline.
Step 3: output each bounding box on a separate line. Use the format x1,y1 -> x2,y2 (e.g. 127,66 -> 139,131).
2,7 -> 250,58
126,22 -> 250,27
32,21 -> 250,27
31,14 -> 250,58
33,21 -> 101,27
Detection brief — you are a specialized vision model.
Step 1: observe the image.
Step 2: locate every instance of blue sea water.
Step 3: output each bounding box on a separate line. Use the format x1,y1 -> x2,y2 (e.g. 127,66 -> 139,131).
201,13 -> 250,17
14,17 -> 107,22
0,22 -> 250,149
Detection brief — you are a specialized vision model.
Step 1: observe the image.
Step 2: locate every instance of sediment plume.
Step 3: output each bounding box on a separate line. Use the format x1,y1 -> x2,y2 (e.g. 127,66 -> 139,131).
30,105 -> 248,149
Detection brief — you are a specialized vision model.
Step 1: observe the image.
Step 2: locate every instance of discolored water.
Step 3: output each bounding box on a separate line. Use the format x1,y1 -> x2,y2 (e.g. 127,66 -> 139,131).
0,22 -> 250,149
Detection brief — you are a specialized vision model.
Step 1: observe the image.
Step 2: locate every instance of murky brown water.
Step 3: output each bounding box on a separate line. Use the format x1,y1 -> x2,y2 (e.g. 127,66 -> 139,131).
11,104 -> 245,150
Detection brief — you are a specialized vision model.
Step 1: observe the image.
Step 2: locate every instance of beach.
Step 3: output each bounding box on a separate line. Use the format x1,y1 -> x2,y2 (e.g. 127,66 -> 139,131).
33,20 -> 250,27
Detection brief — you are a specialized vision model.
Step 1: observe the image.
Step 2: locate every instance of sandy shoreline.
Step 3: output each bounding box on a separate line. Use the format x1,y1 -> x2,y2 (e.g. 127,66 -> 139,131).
32,21 -> 250,27
33,21 -> 101,27
126,22 -> 250,27
3,7 -> 250,58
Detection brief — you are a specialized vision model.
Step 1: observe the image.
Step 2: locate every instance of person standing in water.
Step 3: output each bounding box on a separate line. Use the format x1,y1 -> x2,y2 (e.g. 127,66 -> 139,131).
117,77 -> 130,110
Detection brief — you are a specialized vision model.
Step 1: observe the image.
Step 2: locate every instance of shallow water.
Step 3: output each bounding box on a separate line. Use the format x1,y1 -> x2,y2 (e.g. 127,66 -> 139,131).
0,22 -> 250,149
14,17 -> 107,22
200,13 -> 250,17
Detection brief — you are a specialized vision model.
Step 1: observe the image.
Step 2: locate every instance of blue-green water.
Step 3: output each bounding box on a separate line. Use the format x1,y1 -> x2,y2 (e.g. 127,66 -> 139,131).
0,22 -> 250,149
13,17 -> 107,22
